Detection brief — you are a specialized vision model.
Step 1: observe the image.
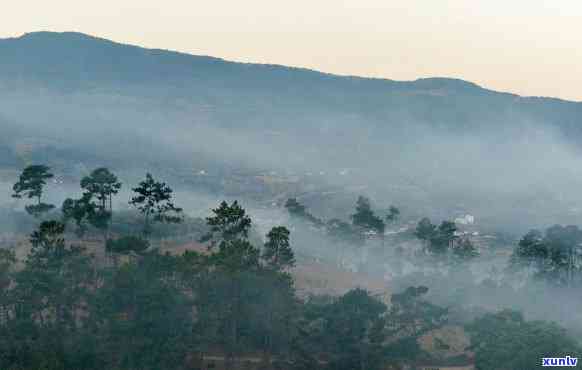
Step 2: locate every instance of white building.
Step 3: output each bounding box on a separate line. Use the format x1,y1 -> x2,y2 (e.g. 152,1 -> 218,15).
454,214 -> 475,225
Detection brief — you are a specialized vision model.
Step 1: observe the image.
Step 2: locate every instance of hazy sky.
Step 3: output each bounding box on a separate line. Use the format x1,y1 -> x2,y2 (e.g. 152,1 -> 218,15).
3,0 -> 582,101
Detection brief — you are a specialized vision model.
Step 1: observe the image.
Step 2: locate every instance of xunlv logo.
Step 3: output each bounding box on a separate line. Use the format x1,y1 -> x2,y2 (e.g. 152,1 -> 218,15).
542,356 -> 578,367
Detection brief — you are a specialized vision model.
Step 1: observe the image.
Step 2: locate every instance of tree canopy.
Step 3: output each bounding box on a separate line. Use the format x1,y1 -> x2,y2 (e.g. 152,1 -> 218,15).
351,196 -> 385,235
129,173 -> 183,235
12,164 -> 55,217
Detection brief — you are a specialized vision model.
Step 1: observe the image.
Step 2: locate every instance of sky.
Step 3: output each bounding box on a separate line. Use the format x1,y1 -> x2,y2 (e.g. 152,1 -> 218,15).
3,0 -> 582,101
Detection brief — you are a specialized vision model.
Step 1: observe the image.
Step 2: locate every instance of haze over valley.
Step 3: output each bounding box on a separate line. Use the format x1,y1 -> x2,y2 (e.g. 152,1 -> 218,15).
2,32 -> 582,230
1,30 -> 582,370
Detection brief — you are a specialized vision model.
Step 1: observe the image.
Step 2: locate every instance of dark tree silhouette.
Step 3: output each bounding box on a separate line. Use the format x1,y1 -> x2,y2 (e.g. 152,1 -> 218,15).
129,173 -> 183,235
12,164 -> 55,217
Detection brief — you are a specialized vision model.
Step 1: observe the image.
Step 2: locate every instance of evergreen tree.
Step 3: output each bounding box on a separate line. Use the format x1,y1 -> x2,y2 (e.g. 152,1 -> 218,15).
80,167 -> 122,236
202,201 -> 259,370
351,196 -> 385,236
511,229 -> 547,274
284,198 -> 325,228
415,220 -> 457,257
201,200 -> 252,247
129,173 -> 183,235
80,167 -> 122,214
12,164 -> 55,217
415,217 -> 436,251
511,225 -> 582,286
5,221 -> 95,370
0,249 -> 15,325
386,286 -> 448,340
324,288 -> 387,370
467,309 -> 581,370
263,226 -> 295,270
61,193 -> 95,237
92,253 -> 191,370
429,221 -> 457,255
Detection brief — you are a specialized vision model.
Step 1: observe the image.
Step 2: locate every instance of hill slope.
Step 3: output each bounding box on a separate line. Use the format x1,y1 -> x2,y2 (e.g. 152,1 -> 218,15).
0,31 -> 580,136
1,32 -> 582,232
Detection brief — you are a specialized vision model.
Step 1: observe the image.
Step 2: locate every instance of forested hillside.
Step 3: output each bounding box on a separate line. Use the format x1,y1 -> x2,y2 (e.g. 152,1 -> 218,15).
2,164 -> 581,370
1,32 -> 581,137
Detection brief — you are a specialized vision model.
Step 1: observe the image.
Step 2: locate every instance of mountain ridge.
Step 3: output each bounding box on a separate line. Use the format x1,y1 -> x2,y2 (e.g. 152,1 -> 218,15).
0,31 -> 580,146
0,31 -> 581,233
0,31 -> 538,100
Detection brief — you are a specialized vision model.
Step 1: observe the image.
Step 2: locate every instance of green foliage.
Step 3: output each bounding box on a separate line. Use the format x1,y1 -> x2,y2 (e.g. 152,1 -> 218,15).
212,238 -> 260,273
0,249 -> 16,291
511,229 -> 546,268
467,309 -> 582,370
12,164 -> 55,217
24,203 -> 56,218
2,220 -> 96,370
386,286 -> 448,339
384,337 -> 423,362
70,167 -> 122,235
511,225 -> 582,285
109,210 -> 208,241
106,235 -> 150,255
61,168 -> 123,237
12,164 -> 54,200
129,173 -> 183,235
414,218 -> 458,257
61,193 -> 105,236
429,221 -> 457,255
80,167 -> 122,212
29,220 -> 66,250
19,190 -> 582,370
303,288 -> 388,370
263,226 -> 295,270
62,196 -> 88,233
415,217 -> 436,243
194,201 -> 301,367
351,196 -> 385,235
284,198 -> 325,228
2,195 -> 469,369
92,254 -> 192,370
202,200 -> 252,246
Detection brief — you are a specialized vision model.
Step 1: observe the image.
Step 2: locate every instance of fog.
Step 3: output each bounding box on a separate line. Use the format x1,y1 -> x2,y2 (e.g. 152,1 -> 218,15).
4,83 -> 582,233
2,79 -> 582,340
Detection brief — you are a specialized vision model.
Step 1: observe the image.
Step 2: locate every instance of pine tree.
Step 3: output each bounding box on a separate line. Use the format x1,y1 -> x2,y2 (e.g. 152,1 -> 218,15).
263,226 -> 295,270
351,196 -> 385,237
201,200 -> 252,247
129,173 -> 183,235
12,164 -> 55,217
81,167 -> 122,214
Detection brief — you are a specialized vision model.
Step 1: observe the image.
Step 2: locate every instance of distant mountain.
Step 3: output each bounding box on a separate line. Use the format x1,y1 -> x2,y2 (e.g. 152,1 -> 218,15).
0,31 -> 580,138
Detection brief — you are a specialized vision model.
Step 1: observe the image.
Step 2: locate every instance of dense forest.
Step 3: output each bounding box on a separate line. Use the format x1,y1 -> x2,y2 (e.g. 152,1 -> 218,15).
1,164 -> 581,370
